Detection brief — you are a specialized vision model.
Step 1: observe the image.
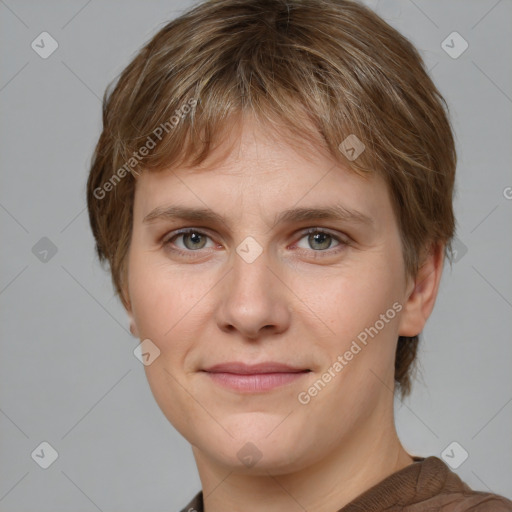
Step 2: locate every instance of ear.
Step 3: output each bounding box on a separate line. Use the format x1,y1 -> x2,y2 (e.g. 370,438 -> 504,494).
122,288 -> 140,339
128,315 -> 140,338
398,242 -> 445,337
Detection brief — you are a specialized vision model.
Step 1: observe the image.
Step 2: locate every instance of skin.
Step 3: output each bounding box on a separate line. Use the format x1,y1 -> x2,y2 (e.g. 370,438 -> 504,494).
125,115 -> 444,512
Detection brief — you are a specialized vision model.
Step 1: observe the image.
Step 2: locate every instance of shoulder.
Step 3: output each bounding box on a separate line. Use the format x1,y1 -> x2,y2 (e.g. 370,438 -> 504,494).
417,456 -> 512,511
178,491 -> 203,512
427,492 -> 512,511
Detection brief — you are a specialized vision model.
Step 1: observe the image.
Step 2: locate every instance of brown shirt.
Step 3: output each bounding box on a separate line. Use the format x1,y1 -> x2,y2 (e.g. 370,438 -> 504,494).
179,455 -> 512,511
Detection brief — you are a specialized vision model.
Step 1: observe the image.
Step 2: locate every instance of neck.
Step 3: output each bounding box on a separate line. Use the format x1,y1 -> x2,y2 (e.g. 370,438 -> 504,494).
192,402 -> 414,512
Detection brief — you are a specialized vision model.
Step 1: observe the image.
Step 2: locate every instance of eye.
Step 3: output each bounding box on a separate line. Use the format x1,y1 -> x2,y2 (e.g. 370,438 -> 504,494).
164,229 -> 215,252
295,228 -> 346,253
162,227 -> 348,259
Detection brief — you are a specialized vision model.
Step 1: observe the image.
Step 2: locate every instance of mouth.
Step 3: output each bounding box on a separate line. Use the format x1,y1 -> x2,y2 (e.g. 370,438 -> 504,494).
201,362 -> 311,393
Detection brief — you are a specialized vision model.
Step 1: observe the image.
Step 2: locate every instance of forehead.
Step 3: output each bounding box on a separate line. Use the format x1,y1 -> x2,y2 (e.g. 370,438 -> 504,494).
133,116 -> 391,230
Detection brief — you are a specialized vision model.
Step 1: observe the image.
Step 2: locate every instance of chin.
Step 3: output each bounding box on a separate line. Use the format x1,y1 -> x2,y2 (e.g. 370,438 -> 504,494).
204,444 -> 308,475
193,421 -> 315,474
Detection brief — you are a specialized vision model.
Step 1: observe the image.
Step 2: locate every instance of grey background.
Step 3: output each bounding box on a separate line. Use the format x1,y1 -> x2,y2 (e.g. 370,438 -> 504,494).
1,0 -> 511,510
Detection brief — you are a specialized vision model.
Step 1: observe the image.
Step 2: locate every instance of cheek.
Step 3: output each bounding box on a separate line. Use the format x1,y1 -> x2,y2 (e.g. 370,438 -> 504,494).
295,264 -> 400,338
129,255 -> 204,341
128,258 -> 208,436
294,269 -> 402,420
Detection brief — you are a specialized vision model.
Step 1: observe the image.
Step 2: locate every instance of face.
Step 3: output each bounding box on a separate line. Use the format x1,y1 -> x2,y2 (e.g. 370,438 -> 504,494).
126,117 -> 419,475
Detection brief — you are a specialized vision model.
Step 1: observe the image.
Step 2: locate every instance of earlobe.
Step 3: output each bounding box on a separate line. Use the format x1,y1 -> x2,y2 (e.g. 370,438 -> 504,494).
398,243 -> 445,337
129,319 -> 139,338
123,290 -> 140,339
127,307 -> 140,338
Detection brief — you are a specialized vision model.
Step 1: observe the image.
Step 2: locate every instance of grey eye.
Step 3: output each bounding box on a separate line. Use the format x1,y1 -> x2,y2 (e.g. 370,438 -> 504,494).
296,231 -> 341,251
307,232 -> 333,250
171,231 -> 213,250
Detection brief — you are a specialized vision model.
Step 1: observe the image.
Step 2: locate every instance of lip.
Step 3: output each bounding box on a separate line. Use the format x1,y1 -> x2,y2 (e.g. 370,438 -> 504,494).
201,362 -> 311,392
203,362 -> 309,374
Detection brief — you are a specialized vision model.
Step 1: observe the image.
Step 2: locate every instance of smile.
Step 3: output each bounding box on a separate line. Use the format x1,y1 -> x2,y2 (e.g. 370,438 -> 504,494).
201,362 -> 311,392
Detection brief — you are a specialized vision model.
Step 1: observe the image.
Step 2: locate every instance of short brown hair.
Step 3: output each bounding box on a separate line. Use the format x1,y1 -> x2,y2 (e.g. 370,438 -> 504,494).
87,0 -> 456,399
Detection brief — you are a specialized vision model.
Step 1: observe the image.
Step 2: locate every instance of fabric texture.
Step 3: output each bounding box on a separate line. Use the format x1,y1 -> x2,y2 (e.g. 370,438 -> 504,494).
179,455 -> 512,511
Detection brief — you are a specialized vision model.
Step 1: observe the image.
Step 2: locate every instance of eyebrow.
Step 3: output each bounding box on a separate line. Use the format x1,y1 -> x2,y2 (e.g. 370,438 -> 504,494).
143,204 -> 374,229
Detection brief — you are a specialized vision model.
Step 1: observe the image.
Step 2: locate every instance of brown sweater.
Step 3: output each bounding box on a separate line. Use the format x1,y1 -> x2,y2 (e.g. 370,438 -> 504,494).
179,455 -> 512,511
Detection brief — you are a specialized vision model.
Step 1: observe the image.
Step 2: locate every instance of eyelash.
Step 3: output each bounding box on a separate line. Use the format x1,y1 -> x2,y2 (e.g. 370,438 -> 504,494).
162,227 -> 349,259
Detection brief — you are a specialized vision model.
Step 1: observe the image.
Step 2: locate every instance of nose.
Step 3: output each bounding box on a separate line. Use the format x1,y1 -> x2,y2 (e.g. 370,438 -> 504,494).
214,246 -> 292,341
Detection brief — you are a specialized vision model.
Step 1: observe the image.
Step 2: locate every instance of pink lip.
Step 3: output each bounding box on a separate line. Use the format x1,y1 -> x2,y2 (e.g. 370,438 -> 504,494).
204,362 -> 308,374
201,362 -> 311,392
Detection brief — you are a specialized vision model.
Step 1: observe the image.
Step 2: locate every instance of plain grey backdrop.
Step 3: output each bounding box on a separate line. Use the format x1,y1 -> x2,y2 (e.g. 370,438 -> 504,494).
1,0 -> 511,510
